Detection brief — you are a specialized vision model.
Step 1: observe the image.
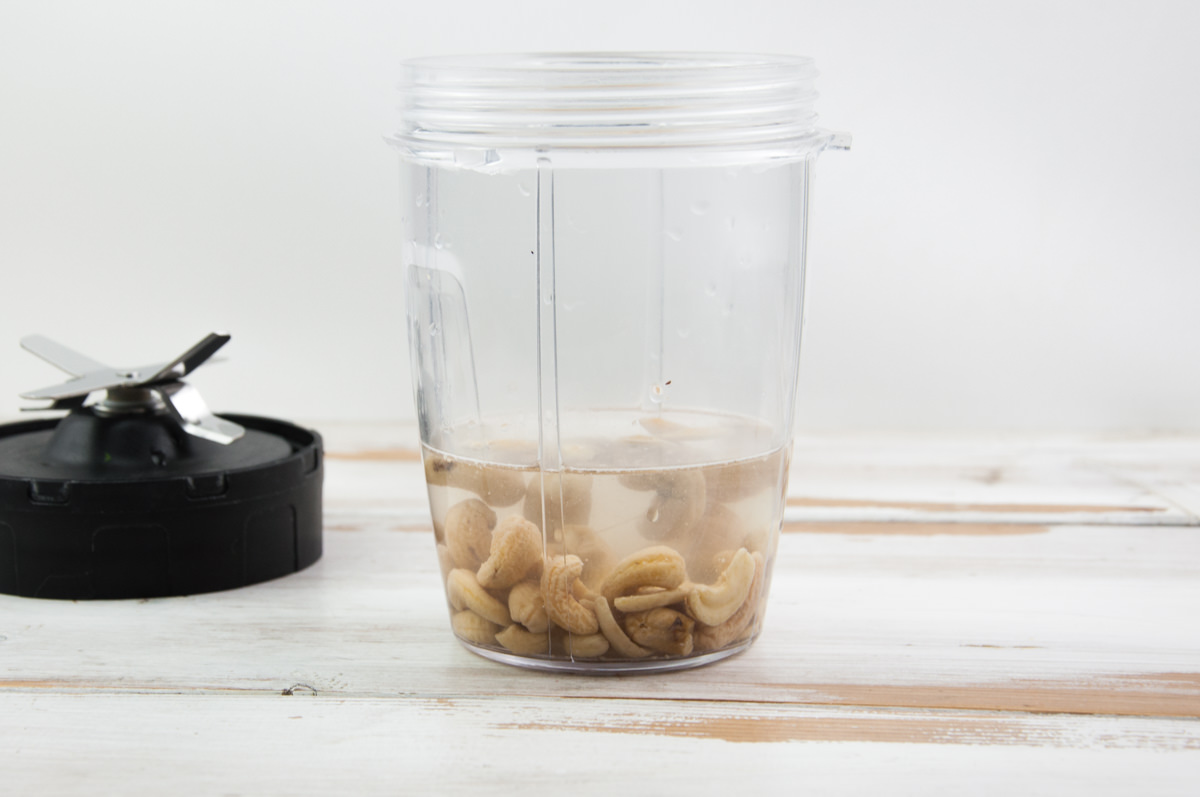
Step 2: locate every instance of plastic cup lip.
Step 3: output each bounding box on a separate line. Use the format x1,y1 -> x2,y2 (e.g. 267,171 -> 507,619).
399,51 -> 817,77
394,51 -> 830,157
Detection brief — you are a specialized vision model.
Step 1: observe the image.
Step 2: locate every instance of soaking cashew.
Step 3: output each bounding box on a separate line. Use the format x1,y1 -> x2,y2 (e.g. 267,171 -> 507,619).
429,441 -> 784,663
624,607 -> 695,656
642,490 -> 705,541
435,542 -> 455,582
475,438 -> 539,464
637,416 -> 715,442
560,524 -> 613,589
423,451 -> 454,486
541,554 -> 600,635
474,468 -> 528,507
685,503 -> 747,581
444,499 -> 496,571
613,585 -> 692,613
564,632 -> 610,659
524,473 -> 593,536
424,452 -> 527,507
476,515 -> 543,589
703,549 -> 740,586
620,470 -> 706,541
508,580 -> 550,633
685,547 -> 756,626
600,545 -> 688,603
451,609 -> 500,646
606,434 -> 684,469
741,525 -> 770,556
572,578 -> 600,603
446,568 -> 511,627
695,552 -> 765,651
495,624 -> 550,655
593,595 -> 651,658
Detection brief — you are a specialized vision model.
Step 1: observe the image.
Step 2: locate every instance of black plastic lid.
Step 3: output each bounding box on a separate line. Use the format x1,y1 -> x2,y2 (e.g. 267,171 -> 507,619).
0,411 -> 323,599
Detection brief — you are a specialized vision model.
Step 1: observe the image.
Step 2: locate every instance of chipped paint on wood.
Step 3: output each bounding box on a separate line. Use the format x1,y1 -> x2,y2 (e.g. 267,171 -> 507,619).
768,674 -> 1200,718
325,448 -> 422,462
502,713 -> 1028,745
785,496 -> 1163,515
500,710 -> 1200,748
782,522 -> 1051,536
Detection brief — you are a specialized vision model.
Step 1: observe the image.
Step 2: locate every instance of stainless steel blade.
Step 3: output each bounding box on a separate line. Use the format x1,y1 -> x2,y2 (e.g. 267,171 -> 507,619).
19,369 -> 146,401
20,335 -> 110,377
159,382 -> 245,445
19,395 -> 89,412
146,332 -> 231,383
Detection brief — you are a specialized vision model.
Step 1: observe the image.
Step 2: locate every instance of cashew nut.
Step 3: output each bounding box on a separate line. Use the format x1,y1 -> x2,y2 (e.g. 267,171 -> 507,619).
508,580 -> 549,633
474,438 -> 539,465
637,416 -> 715,442
703,450 -> 783,504
435,542 -> 455,582
424,452 -> 527,507
616,468 -> 667,492
642,490 -> 705,541
524,473 -> 593,536
593,595 -> 651,658
741,525 -> 770,556
695,552 -> 766,651
619,470 -> 706,541
423,450 -> 454,486
703,549 -> 740,585
541,554 -> 599,635
446,568 -> 511,627
624,607 -> 695,656
478,468 -> 529,507
606,434 -> 684,469
451,609 -> 500,646
600,545 -> 688,603
559,524 -> 613,589
685,547 -> 756,626
686,504 -> 748,581
476,515 -> 543,589
444,499 -> 496,571
495,624 -> 550,655
564,632 -> 611,659
572,578 -> 600,603
613,585 -> 692,613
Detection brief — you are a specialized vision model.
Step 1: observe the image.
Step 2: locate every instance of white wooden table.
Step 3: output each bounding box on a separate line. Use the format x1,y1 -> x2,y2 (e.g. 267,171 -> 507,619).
3,425 -> 1199,794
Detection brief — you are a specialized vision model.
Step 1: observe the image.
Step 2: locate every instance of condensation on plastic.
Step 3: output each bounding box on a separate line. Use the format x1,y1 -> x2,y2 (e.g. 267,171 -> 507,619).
391,52 -> 849,169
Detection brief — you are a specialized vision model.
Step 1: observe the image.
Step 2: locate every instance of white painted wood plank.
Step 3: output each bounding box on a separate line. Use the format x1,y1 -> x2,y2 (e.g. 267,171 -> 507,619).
784,435 -> 1199,526
3,692 -> 1198,797
5,427 -> 1200,794
2,519 -> 1196,716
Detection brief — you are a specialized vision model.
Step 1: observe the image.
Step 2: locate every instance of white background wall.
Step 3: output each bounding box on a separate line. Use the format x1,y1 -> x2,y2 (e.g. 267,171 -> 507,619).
1,0 -> 1197,433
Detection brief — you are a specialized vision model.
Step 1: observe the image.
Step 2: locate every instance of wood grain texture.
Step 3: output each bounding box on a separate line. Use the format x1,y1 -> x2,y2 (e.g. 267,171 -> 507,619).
3,425 -> 1200,794
325,448 -> 422,462
1,518 -> 1196,713
3,693 -> 1199,796
782,521 -> 1052,535
786,496 -> 1164,515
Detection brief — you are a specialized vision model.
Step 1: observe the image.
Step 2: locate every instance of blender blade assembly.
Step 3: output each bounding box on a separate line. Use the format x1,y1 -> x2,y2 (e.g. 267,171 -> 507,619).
0,333 -> 323,600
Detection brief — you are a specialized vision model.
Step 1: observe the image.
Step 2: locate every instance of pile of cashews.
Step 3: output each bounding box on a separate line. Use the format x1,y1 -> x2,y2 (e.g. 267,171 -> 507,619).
425,445 -> 779,661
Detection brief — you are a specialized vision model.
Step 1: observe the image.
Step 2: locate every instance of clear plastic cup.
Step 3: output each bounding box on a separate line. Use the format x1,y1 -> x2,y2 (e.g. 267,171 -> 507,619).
391,53 -> 848,672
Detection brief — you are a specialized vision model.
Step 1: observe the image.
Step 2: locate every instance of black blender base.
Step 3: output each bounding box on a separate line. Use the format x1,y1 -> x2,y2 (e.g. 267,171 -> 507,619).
1,333 -> 323,600
0,414 -> 322,600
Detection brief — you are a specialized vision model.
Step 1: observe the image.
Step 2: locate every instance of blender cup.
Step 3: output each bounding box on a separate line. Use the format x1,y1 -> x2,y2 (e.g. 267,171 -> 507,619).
392,53 -> 847,672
